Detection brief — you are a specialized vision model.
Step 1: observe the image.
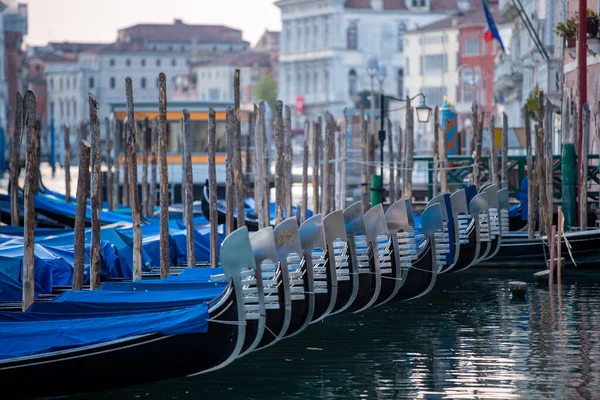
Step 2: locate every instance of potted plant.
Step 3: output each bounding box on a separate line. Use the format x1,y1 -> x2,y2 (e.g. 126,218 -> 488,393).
555,18 -> 578,48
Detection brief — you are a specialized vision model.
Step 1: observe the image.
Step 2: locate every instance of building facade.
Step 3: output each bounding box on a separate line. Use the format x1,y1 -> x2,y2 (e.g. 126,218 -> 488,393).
493,0 -> 560,130
276,0 -> 463,128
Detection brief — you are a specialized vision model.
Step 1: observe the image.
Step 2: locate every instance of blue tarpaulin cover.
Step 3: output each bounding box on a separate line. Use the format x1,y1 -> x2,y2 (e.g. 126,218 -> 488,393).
27,287 -> 225,314
0,303 -> 210,360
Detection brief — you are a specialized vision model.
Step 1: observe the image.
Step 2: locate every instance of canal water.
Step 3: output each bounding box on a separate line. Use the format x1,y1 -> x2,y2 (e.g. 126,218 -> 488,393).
72,268 -> 600,399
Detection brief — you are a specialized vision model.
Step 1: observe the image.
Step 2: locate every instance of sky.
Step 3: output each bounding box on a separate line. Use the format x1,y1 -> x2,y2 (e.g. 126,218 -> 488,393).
23,0 -> 282,47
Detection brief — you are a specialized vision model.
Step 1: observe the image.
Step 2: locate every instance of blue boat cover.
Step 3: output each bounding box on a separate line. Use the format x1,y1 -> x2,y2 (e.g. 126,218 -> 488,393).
99,280 -> 225,291
0,303 -> 209,360
27,287 -> 225,314
35,193 -> 133,224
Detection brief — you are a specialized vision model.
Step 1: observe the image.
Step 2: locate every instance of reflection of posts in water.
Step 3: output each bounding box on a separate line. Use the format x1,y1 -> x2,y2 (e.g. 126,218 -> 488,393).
557,207 -> 563,287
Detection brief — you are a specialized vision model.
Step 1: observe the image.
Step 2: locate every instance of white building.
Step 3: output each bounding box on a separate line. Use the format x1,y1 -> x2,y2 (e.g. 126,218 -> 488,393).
193,51 -> 273,103
276,0 -> 465,127
404,18 -> 460,152
44,20 -> 250,133
493,0 -> 559,129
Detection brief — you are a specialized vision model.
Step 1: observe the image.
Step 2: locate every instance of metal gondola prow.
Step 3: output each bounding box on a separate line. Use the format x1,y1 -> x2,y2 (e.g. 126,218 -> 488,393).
299,214 -> 329,323
321,209 -> 349,318
274,217 -> 311,338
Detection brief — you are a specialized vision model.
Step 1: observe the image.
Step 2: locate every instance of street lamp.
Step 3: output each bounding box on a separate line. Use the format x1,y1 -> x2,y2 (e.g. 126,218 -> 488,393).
377,93 -> 432,205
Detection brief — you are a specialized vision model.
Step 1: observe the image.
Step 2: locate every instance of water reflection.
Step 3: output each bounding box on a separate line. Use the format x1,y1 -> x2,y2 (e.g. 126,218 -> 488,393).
76,269 -> 600,399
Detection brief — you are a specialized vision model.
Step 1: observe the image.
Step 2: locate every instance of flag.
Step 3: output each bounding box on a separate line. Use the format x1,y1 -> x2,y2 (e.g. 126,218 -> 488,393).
482,0 -> 505,53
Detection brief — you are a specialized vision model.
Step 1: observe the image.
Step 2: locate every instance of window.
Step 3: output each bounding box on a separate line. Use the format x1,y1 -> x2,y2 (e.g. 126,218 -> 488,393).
421,54 -> 447,75
324,17 -> 329,47
349,69 -> 358,97
421,86 -> 445,108
209,89 -> 220,101
305,22 -> 310,49
412,0 -> 426,6
66,77 -> 70,90
59,101 -> 64,118
285,27 -> 291,51
49,102 -> 54,118
156,59 -> 161,67
297,25 -> 302,50
305,72 -> 310,94
347,22 -> 358,50
72,100 -> 77,119
110,77 -> 116,89
324,70 -> 329,94
397,23 -> 406,52
397,68 -> 404,98
59,77 -> 63,90
109,59 -> 115,67
141,59 -> 146,67
126,59 -> 131,67
88,77 -> 94,89
49,78 -> 54,90
313,71 -> 318,94
141,77 -> 147,89
73,77 -> 77,89
313,23 -> 318,49
171,59 -> 177,67
296,72 -> 302,94
462,36 -> 480,56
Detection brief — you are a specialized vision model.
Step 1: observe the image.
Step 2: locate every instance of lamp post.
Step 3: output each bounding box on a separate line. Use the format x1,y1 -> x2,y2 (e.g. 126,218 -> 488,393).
377,93 -> 432,205
376,65 -> 387,186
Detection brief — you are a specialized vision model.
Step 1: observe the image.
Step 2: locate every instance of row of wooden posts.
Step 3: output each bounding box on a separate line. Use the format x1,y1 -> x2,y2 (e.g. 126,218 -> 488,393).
15,68 -> 585,309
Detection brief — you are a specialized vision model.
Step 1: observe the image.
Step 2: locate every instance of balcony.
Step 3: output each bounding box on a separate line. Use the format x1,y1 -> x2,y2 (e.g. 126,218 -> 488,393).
499,0 -> 519,21
493,58 -> 523,93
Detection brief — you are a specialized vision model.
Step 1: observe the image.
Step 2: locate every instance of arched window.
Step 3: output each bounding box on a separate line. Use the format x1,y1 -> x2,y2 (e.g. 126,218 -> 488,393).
126,59 -> 131,67
397,68 -> 404,98
397,23 -> 406,52
347,22 -> 358,50
349,69 -> 358,97
305,71 -> 310,94
110,77 -> 116,89
72,100 -> 77,119
141,77 -> 147,89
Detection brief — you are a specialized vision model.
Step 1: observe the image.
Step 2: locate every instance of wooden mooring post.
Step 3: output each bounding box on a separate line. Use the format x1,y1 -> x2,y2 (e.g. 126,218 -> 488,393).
387,118 -> 395,204
340,109 -> 348,210
158,73 -> 170,279
258,102 -> 270,228
274,100 -> 284,224
72,140 -> 91,291
225,106 -> 236,235
501,112 -> 509,190
112,119 -> 121,208
536,91 -> 548,237
22,91 -> 37,311
404,97 -> 414,201
301,120 -> 309,222
284,105 -> 293,219
580,104 -> 590,231
142,117 -> 150,218
149,119 -> 158,216
208,108 -> 219,268
321,114 -> 331,215
489,114 -> 498,186
470,102 -> 479,190
360,106 -> 369,212
89,94 -> 102,290
234,70 -> 245,229
396,124 -> 403,197
105,117 -> 114,211
125,78 -> 142,281
183,109 -> 195,268
312,120 -> 320,215
121,119 -> 129,208
64,123 -> 71,203
253,104 -> 265,228
525,109 -> 536,239
10,92 -> 23,226
440,108 -> 448,195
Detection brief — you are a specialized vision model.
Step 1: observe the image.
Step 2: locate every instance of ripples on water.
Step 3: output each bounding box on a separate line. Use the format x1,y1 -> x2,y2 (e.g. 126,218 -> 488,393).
75,269 -> 600,399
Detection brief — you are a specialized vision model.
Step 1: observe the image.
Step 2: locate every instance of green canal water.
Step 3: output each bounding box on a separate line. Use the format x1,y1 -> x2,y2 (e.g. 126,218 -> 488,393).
74,268 -> 600,399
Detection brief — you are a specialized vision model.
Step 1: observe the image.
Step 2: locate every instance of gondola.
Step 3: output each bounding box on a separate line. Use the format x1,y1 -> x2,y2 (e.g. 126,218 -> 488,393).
446,189 -> 479,272
426,193 -> 458,273
0,227 -> 258,399
341,202 -> 379,313
451,191 -> 490,273
393,203 -> 444,301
